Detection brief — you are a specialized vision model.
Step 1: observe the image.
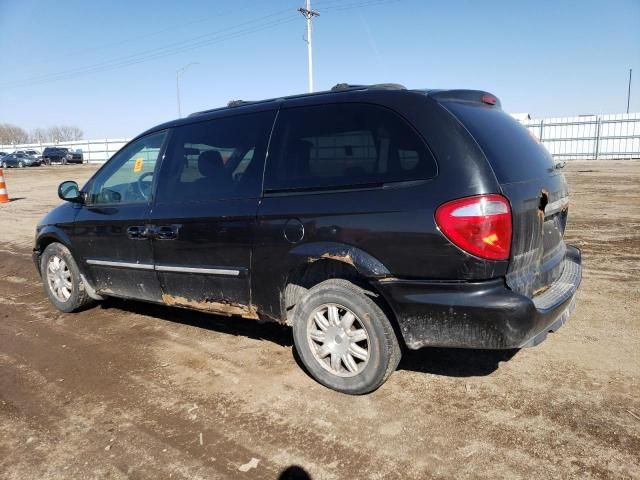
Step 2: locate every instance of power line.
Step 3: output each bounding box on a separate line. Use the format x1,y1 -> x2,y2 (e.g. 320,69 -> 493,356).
298,0 -> 320,93
2,0 -> 263,71
319,0 -> 400,12
296,0 -> 398,92
2,0 -> 399,90
2,13 -> 298,89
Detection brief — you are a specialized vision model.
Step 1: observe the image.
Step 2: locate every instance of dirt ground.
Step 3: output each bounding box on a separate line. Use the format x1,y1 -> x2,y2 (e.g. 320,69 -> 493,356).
0,162 -> 638,480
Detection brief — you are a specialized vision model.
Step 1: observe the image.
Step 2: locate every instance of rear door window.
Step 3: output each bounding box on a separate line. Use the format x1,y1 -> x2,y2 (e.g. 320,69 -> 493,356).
264,103 -> 436,192
155,110 -> 276,203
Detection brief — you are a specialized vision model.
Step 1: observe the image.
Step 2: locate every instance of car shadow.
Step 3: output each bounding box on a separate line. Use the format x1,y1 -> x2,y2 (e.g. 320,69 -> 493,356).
398,347 -> 518,377
98,298 -> 517,378
98,297 -> 294,348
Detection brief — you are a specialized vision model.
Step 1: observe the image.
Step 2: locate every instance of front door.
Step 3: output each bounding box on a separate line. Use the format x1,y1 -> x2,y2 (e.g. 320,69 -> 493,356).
150,110 -> 276,316
73,131 -> 168,302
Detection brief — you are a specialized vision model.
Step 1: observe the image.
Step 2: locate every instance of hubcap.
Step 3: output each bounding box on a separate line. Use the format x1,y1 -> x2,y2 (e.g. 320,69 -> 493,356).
46,255 -> 72,302
307,303 -> 370,377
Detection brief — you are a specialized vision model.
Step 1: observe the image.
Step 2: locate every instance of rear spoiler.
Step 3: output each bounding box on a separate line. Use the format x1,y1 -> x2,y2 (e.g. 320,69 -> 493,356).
428,90 -> 502,109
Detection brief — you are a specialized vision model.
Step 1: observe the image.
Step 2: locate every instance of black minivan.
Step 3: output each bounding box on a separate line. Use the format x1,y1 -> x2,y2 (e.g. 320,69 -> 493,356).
34,84 -> 582,394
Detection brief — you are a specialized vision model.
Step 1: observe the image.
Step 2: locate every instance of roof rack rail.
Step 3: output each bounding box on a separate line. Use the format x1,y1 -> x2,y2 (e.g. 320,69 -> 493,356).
227,99 -> 251,107
331,83 -> 407,92
190,83 -> 410,117
331,83 -> 366,91
369,83 -> 407,90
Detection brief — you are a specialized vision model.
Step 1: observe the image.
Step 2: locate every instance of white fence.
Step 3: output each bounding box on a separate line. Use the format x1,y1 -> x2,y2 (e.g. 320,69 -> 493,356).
2,111 -> 639,163
521,112 -> 640,160
0,138 -> 129,163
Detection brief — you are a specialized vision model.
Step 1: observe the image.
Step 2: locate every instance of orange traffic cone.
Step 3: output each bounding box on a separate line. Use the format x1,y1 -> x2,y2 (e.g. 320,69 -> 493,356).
0,168 -> 9,203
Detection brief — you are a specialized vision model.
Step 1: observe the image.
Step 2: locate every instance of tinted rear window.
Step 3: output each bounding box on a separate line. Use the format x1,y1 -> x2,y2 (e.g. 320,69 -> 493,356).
265,103 -> 436,191
444,102 -> 555,183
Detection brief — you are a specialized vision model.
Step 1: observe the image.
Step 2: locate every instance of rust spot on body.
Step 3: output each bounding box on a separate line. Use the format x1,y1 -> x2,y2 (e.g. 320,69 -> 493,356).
377,277 -> 399,283
319,252 -> 355,266
161,294 -> 259,319
532,284 -> 552,296
538,189 -> 549,219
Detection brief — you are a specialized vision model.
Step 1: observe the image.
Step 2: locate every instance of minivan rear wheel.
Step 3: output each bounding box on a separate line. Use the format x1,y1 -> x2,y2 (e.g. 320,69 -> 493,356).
292,279 -> 401,394
41,243 -> 94,313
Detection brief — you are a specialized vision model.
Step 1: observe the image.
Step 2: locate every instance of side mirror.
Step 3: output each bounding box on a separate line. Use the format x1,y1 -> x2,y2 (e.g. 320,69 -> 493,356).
58,180 -> 82,203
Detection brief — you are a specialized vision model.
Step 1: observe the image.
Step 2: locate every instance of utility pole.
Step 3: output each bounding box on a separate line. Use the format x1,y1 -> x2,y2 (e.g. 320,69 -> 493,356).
627,68 -> 632,114
176,62 -> 198,118
298,1 -> 319,93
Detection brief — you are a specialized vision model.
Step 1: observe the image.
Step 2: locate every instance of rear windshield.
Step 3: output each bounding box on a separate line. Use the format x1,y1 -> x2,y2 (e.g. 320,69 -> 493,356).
443,102 -> 555,184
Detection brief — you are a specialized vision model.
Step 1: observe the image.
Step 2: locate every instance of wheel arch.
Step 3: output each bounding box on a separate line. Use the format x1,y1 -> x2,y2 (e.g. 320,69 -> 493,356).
33,227 -> 75,275
287,241 -> 390,277
280,243 -> 404,346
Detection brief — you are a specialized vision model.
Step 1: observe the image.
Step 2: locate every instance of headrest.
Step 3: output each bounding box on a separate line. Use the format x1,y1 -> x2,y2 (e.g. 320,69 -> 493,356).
198,150 -> 225,178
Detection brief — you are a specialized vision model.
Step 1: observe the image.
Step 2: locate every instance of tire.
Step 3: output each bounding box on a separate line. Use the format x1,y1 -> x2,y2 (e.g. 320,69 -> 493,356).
18,161 -> 24,168
62,158 -> 67,165
40,243 -> 95,313
1,161 -> 7,169
292,279 -> 401,394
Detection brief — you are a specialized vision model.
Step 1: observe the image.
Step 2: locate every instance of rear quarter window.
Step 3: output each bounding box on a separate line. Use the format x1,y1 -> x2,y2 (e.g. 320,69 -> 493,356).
443,102 -> 555,184
265,103 -> 437,192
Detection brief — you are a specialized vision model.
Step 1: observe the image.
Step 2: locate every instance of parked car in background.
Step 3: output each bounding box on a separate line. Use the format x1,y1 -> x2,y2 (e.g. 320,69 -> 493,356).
34,83 -> 582,394
15,149 -> 42,157
42,147 -> 84,165
2,153 -> 42,168
0,151 -> 8,158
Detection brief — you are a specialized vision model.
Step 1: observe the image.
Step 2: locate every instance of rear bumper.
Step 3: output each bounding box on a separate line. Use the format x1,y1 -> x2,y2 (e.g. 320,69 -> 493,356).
375,246 -> 582,350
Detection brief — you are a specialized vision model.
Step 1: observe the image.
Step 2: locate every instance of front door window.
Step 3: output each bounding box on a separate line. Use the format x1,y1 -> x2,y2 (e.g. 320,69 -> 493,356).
87,131 -> 167,205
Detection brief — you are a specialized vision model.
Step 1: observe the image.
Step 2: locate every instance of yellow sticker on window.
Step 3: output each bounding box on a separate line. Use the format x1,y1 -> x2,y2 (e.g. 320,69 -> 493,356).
133,157 -> 144,173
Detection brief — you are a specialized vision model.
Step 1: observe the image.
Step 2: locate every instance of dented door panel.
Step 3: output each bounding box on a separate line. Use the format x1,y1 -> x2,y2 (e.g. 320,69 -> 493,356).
501,173 -> 569,298
150,200 -> 256,315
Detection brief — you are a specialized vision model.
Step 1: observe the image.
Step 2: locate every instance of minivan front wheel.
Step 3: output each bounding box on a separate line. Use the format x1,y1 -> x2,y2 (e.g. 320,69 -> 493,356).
292,279 -> 401,394
41,243 -> 94,312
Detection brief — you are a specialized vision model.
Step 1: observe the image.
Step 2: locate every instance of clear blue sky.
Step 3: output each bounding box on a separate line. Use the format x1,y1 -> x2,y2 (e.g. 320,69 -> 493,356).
1,0 -> 638,139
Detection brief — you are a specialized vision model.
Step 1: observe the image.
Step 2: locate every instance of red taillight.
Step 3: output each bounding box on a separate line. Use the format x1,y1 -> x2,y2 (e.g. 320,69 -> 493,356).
435,194 -> 512,261
481,93 -> 497,105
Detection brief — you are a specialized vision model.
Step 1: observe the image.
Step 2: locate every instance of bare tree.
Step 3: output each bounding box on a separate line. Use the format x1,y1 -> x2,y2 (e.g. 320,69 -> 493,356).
30,127 -> 49,143
47,126 -> 63,143
59,125 -> 83,141
47,125 -> 83,142
0,123 -> 30,145
1,123 -> 84,145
